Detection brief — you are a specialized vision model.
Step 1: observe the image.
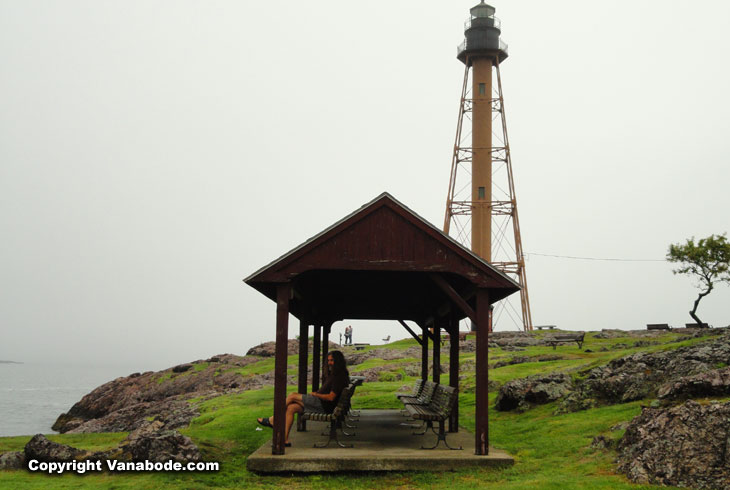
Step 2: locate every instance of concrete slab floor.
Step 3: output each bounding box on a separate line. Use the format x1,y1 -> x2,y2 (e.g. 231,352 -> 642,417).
247,409 -> 514,473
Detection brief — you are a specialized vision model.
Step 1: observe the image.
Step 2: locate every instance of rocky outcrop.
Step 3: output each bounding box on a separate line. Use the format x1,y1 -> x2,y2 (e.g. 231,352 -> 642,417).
24,434 -> 91,462
22,422 -> 200,468
345,347 -> 421,366
112,421 -> 200,463
592,329 -> 628,339
617,400 -> 730,489
51,341 -> 428,435
494,373 -> 573,412
492,354 -> 563,369
246,340 -> 341,357
658,366 -> 730,401
558,332 -> 730,412
490,332 -> 547,348
0,451 -> 25,470
53,353 -> 265,434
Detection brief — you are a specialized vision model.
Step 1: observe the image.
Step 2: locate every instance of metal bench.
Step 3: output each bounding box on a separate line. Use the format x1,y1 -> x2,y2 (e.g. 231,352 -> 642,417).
647,323 -> 671,330
399,380 -> 437,409
301,384 -> 357,448
686,323 -> 711,329
546,332 -> 585,350
405,384 -> 462,450
396,379 -> 423,401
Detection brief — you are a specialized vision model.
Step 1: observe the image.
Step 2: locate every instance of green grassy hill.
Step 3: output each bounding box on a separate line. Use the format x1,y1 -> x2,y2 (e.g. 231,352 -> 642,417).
3,329 -> 723,489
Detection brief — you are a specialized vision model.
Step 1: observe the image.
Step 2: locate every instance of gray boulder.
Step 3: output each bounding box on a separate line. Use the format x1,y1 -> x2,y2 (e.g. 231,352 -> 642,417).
24,434 -> 88,462
658,366 -> 730,401
617,400 -> 730,489
495,373 -> 572,412
113,421 -> 200,463
0,451 -> 25,470
22,422 -> 201,468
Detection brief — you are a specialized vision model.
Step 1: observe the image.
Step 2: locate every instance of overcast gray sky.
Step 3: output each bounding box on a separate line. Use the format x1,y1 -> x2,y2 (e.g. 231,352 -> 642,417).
2,1 -> 728,370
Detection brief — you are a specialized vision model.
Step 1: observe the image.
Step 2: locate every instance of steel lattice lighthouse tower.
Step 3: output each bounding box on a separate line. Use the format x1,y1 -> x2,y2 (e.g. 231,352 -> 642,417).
444,1 -> 533,331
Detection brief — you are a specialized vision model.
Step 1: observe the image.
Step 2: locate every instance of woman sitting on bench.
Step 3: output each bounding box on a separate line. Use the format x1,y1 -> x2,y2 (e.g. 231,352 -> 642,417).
257,350 -> 349,447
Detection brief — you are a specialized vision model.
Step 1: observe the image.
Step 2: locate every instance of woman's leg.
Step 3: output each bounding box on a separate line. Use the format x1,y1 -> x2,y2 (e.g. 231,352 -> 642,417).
259,393 -> 305,425
285,403 -> 303,443
286,392 -> 304,405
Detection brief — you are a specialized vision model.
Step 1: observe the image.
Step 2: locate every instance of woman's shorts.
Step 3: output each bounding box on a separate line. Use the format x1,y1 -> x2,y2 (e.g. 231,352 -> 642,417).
302,394 -> 325,413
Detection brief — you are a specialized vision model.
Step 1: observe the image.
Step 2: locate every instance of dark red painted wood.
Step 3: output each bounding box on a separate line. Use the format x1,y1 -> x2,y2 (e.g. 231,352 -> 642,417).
246,195 -> 520,305
430,273 -> 477,324
475,288 -> 490,455
312,325 -> 321,393
272,284 -> 290,455
297,320 -> 308,432
322,324 -> 330,382
449,314 -> 459,433
421,324 -> 429,381
398,319 -> 422,345
244,194 -> 521,457
433,325 -> 441,384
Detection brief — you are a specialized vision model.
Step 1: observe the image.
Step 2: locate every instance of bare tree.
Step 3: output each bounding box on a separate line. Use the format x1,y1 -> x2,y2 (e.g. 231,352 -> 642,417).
667,234 -> 730,326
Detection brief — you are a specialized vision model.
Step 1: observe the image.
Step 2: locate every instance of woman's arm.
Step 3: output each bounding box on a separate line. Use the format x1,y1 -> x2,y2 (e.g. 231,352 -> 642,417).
310,391 -> 336,402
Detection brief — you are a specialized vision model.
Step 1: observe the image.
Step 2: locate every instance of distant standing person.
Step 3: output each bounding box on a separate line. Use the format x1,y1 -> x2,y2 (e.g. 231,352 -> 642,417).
344,325 -> 352,345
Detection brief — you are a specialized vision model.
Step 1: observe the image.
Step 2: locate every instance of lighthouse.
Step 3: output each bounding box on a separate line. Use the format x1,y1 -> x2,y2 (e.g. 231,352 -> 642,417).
444,2 -> 533,331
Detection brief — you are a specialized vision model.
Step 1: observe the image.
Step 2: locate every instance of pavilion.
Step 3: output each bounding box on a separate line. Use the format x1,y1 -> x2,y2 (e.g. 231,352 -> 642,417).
244,192 -> 519,455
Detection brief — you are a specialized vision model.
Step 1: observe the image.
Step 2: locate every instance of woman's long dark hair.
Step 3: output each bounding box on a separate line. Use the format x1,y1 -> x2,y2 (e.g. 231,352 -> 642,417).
329,350 -> 349,378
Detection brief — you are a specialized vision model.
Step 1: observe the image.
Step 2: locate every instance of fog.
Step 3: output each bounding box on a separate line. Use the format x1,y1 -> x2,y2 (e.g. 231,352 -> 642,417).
1,1 -> 728,370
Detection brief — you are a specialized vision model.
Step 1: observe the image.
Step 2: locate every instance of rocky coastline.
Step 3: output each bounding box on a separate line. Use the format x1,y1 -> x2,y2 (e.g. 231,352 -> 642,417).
3,328 -> 730,488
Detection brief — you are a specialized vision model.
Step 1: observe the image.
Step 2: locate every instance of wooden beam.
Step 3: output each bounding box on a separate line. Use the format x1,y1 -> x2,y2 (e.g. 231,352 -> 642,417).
429,273 -> 477,324
322,324 -> 331,381
432,324 -> 441,383
475,288 -> 490,455
397,319 -> 422,345
448,313 -> 459,433
297,320 -> 308,432
312,325 -> 321,393
273,283 -> 291,455
416,319 -> 436,342
421,323 -> 429,381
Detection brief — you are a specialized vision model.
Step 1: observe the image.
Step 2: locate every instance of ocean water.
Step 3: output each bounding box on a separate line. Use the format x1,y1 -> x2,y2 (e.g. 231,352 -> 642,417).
0,362 -> 150,437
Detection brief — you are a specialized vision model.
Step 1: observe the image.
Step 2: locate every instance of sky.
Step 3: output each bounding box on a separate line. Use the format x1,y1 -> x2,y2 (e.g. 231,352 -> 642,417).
1,1 -> 729,371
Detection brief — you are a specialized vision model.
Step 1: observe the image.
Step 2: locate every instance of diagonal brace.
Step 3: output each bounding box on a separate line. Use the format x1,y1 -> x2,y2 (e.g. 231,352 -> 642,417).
398,320 -> 423,345
428,273 -> 476,324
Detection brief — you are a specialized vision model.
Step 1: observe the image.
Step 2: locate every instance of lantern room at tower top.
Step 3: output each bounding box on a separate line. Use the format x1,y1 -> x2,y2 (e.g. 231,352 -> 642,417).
457,1 -> 508,64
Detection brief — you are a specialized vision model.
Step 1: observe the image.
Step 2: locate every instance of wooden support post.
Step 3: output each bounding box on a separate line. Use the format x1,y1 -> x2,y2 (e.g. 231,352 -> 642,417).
449,314 -> 459,433
322,324 -> 330,381
421,322 -> 429,381
297,319 -> 308,432
312,325 -> 321,392
432,323 -> 441,383
475,289 -> 490,455
272,284 -> 291,455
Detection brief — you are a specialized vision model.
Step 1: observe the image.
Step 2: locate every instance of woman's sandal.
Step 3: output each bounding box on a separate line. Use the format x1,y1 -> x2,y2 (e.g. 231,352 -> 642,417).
257,417 -> 273,428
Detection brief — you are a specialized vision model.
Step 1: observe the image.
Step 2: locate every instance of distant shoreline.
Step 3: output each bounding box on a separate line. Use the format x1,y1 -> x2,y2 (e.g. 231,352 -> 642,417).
0,360 -> 23,364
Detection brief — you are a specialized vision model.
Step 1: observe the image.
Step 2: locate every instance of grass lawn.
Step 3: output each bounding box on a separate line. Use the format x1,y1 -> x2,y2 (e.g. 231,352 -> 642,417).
0,330 -> 706,489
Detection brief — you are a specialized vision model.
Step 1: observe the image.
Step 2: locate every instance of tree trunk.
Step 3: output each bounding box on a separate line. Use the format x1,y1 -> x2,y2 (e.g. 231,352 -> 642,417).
689,286 -> 712,326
